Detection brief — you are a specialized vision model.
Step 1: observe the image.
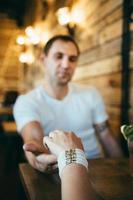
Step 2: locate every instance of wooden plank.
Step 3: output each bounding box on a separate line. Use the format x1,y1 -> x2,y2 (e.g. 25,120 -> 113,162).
88,159 -> 133,200
0,20 -> 17,29
107,106 -> 121,137
79,2 -> 123,51
104,5 -> 122,26
19,164 -> 61,200
79,6 -> 122,50
78,37 -> 122,66
108,119 -> 121,137
74,72 -> 121,87
88,159 -> 129,177
79,34 -> 98,53
107,106 -> 121,121
86,0 -> 123,28
0,38 -> 11,45
74,55 -> 121,80
91,5 -> 122,34
79,0 -> 102,21
69,0 -> 103,30
74,72 -> 122,106
99,19 -> 122,45
2,122 -> 17,133
79,0 -> 122,35
78,36 -> 122,66
79,32 -> 133,66
102,88 -> 121,107
0,107 -> 13,115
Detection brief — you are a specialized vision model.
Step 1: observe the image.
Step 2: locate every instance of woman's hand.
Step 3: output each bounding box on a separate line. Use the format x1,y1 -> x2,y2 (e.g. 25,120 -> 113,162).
43,130 -> 84,158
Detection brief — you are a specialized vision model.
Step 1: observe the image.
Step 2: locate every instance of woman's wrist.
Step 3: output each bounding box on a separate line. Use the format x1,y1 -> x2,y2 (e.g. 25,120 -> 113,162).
57,148 -> 88,178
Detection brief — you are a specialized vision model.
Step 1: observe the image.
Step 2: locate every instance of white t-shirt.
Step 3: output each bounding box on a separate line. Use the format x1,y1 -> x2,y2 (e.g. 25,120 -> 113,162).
13,83 -> 108,159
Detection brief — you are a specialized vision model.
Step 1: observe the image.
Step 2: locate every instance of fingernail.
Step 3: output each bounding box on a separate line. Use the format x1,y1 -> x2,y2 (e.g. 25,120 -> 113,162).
45,143 -> 49,150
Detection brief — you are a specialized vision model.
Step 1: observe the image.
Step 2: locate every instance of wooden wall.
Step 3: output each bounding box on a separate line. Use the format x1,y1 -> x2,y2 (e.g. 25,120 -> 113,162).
72,0 -> 123,137
0,17 -> 24,102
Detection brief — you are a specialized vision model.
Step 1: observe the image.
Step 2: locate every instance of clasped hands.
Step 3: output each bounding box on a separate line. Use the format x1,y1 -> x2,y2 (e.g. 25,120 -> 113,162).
23,130 -> 84,173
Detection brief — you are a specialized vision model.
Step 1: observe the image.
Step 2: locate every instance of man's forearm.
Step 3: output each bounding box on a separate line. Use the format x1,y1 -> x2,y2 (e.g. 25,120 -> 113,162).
95,122 -> 123,157
99,129 -> 123,157
21,121 -> 44,143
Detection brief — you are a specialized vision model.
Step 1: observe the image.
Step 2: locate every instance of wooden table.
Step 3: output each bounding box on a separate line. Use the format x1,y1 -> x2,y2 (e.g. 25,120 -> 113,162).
19,158 -> 133,200
2,121 -> 17,132
0,107 -> 13,115
0,106 -> 16,133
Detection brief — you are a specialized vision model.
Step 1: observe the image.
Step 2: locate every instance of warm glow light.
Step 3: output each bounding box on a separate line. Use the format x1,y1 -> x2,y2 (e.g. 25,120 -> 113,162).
34,26 -> 41,36
25,26 -> 40,45
19,52 -> 34,64
25,26 -> 34,37
19,53 -> 28,63
71,8 -> 85,24
27,53 -> 34,64
16,36 -> 25,45
56,6 -> 85,34
56,7 -> 70,25
30,35 -> 40,45
41,32 -> 50,45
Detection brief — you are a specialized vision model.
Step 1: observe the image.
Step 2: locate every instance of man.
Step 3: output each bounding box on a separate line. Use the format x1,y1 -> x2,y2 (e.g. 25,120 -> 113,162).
13,35 -> 122,172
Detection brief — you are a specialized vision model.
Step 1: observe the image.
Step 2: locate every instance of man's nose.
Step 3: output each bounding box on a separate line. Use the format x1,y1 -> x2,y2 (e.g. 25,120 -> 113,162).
61,58 -> 69,69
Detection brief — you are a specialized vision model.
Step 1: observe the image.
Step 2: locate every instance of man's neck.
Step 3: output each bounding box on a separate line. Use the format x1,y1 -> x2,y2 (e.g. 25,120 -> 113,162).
43,81 -> 69,100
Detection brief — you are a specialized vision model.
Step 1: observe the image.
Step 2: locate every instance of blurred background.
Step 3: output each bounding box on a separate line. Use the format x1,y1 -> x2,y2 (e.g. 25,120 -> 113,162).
0,0 -> 132,199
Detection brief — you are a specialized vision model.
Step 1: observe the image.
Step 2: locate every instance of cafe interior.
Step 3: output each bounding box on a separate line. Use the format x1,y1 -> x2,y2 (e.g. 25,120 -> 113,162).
0,0 -> 133,199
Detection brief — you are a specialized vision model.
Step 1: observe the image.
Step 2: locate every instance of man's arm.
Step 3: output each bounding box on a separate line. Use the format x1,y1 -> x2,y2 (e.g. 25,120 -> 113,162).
94,121 -> 123,157
21,121 -> 57,172
22,121 -> 44,144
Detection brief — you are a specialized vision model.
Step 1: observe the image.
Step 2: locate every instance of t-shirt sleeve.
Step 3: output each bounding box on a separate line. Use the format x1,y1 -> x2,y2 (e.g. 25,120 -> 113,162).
13,95 -> 41,133
91,87 -> 108,124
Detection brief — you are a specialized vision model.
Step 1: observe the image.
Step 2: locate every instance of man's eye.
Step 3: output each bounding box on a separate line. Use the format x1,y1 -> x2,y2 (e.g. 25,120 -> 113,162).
55,54 -> 63,59
69,56 -> 78,62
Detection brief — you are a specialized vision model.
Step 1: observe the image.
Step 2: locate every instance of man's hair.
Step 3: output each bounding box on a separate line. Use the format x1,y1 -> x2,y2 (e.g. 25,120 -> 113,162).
43,35 -> 80,55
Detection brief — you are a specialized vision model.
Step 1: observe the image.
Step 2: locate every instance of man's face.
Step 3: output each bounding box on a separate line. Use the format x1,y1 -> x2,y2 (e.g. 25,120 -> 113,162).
44,40 -> 78,86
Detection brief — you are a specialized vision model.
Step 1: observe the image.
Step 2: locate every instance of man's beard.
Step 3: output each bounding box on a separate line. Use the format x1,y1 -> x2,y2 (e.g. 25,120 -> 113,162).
56,77 -> 71,86
55,72 -> 72,86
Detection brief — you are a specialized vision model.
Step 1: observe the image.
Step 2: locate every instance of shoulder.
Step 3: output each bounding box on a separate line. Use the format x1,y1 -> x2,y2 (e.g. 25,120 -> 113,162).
14,86 -> 43,108
25,86 -> 43,99
69,83 -> 104,107
70,83 -> 100,96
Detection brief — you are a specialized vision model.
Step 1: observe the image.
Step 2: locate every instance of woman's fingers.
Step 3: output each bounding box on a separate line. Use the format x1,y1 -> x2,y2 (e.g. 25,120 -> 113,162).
43,136 -> 63,156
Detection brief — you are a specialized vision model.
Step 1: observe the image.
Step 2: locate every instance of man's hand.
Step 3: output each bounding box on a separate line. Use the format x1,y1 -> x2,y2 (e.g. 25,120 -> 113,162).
23,140 -> 49,155
23,140 -> 57,172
